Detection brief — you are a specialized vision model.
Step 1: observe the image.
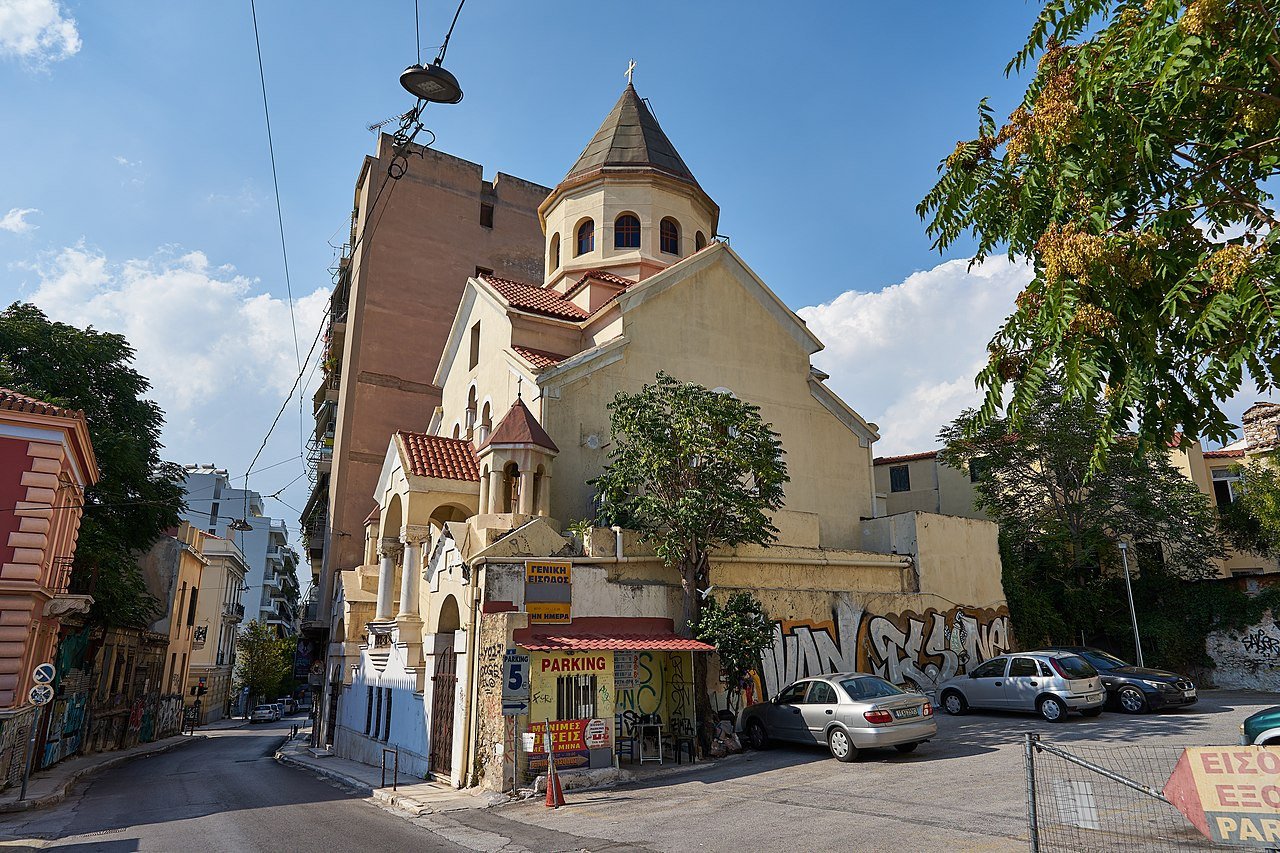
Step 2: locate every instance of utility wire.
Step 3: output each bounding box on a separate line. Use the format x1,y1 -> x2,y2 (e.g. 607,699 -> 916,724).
249,0 -> 301,374
414,0 -> 421,64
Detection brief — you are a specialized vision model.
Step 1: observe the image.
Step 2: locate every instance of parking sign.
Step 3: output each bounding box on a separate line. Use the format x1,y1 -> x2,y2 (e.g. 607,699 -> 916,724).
502,651 -> 530,703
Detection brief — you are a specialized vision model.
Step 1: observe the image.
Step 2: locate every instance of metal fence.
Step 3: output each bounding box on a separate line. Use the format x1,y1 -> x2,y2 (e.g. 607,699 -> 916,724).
1025,733 -> 1229,852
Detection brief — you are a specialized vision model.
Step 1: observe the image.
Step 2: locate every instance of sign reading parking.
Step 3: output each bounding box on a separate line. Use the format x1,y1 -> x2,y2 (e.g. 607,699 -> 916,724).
29,684 -> 53,706
32,663 -> 55,684
502,651 -> 529,702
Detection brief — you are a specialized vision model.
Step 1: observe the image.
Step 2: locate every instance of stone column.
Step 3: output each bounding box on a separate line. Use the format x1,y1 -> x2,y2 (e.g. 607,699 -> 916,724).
477,469 -> 490,516
374,538 -> 401,620
397,527 -> 429,620
537,471 -> 552,516
517,470 -> 535,515
488,469 -> 505,514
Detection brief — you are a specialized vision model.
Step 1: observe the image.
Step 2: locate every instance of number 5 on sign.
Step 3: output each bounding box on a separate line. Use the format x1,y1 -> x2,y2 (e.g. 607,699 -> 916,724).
503,651 -> 530,702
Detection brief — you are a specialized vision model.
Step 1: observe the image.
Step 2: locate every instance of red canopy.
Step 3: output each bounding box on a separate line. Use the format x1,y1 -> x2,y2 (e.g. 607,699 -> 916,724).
513,617 -> 715,652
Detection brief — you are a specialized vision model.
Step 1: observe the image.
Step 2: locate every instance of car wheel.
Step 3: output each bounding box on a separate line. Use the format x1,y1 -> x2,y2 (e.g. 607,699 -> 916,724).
746,719 -> 770,750
1038,696 -> 1068,723
1080,706 -> 1103,718
942,690 -> 968,716
828,728 -> 857,763
894,742 -> 919,754
1118,686 -> 1149,714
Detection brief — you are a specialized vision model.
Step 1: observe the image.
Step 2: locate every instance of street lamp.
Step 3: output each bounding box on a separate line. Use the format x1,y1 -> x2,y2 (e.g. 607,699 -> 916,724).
1117,541 -> 1145,667
399,62 -> 463,104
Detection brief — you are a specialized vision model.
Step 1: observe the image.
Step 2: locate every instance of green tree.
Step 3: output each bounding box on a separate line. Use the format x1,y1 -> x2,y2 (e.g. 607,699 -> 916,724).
235,620 -> 291,706
0,303 -> 184,627
592,373 -> 788,637
939,385 -> 1236,668
1220,460 -> 1280,556
694,592 -> 774,710
919,0 -> 1280,461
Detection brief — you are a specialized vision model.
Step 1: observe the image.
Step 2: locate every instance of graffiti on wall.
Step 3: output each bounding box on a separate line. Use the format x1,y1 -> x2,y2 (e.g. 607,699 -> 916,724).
614,651 -> 691,720
755,601 -> 1011,698
1207,613 -> 1280,691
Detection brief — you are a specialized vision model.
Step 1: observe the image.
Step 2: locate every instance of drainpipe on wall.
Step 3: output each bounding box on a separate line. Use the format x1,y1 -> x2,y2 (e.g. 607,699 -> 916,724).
460,560 -> 484,788
611,526 -> 623,561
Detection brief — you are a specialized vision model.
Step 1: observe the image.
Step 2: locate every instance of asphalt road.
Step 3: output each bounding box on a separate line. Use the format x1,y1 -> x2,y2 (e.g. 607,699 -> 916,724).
1,692 -> 1273,852
0,715 -> 640,853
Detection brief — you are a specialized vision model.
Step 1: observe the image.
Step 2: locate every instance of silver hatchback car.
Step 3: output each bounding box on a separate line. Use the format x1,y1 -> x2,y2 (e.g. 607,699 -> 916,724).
937,651 -> 1105,722
738,673 -> 937,762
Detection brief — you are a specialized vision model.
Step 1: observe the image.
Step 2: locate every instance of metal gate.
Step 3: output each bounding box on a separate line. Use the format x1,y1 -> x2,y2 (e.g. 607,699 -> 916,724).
1025,733 -> 1228,852
429,649 -> 457,778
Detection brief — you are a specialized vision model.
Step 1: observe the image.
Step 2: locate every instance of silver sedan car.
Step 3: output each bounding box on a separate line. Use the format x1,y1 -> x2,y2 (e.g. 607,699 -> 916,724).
738,673 -> 937,762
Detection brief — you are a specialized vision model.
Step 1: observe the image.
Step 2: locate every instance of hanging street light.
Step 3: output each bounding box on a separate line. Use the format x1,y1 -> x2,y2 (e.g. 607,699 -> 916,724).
399,61 -> 463,105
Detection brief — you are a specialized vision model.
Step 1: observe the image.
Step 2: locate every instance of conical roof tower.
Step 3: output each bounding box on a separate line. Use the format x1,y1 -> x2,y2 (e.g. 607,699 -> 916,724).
539,84 -> 718,291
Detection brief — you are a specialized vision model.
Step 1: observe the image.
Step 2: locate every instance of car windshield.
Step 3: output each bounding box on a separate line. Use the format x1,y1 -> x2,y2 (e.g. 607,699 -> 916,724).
840,676 -> 906,701
1081,650 -> 1127,670
1055,655 -> 1098,678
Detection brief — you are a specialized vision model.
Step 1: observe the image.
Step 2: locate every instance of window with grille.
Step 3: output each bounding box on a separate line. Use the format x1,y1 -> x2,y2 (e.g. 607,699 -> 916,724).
576,219 -> 595,255
615,214 -> 640,248
556,674 -> 597,719
660,218 -> 680,254
889,464 -> 911,493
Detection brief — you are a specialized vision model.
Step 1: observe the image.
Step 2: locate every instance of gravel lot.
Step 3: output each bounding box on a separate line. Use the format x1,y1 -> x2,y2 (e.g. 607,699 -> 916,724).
496,690 -> 1278,852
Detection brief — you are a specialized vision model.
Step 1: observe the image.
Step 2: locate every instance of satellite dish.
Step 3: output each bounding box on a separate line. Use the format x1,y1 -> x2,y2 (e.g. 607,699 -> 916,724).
400,62 -> 463,104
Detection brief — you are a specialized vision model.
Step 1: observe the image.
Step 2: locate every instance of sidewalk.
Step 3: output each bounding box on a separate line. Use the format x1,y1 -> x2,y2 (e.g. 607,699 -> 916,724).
274,733 -> 496,817
0,722 -> 234,814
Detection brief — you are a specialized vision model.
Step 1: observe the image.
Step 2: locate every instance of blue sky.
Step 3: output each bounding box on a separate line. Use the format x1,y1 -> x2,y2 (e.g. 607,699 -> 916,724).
1,1 -> 1268,569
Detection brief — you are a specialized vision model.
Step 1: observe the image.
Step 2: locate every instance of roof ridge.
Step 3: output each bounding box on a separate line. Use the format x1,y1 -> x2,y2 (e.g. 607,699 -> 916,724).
0,386 -> 85,421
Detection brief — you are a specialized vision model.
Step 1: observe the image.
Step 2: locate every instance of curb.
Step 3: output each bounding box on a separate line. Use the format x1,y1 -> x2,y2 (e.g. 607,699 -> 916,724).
0,734 -> 207,814
273,748 -> 434,816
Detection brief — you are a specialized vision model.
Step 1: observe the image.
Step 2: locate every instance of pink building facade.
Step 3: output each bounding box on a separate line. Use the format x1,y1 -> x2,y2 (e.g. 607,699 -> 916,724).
0,387 -> 99,712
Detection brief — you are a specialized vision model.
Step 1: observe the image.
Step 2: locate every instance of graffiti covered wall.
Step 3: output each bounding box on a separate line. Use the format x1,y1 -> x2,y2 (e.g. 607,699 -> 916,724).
1207,611 -> 1280,691
747,596 -> 1011,701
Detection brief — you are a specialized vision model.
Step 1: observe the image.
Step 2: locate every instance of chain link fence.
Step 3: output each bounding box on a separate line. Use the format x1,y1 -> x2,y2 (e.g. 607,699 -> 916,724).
1026,734 -> 1232,852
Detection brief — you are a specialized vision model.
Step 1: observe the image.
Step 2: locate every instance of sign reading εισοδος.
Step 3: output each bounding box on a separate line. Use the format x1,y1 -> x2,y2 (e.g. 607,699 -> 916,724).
1164,746 -> 1280,846
525,561 -> 571,624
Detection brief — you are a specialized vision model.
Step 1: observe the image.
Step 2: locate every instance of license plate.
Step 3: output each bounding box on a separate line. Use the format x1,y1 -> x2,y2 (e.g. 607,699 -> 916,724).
1184,690 -> 1196,699
893,706 -> 921,719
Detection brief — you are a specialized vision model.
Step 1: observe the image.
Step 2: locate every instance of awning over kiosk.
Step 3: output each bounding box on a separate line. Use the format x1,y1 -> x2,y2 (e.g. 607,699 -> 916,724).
513,617 -> 715,652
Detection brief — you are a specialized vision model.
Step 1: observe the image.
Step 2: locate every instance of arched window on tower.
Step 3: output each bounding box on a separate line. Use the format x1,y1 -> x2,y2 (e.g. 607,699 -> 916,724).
549,233 -> 560,273
660,218 -> 680,255
576,219 -> 595,256
502,462 -> 521,513
478,401 -> 492,444
614,214 -> 640,249
465,386 -> 478,440
695,231 -> 707,251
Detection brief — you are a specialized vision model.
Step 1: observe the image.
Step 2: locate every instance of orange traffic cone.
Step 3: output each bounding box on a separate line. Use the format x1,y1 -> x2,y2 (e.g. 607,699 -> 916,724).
545,763 -> 566,808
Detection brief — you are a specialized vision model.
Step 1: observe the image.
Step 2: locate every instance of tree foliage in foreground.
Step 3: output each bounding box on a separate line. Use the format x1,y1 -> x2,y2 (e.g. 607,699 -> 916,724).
920,0 -> 1280,462
0,303 -> 184,627
592,372 -> 788,637
1220,459 -> 1280,557
939,386 -> 1244,669
235,620 -> 292,704
694,592 -> 775,709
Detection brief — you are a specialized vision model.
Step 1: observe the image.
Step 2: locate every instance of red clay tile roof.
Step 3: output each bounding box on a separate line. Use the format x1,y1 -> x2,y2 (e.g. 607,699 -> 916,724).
480,398 -> 559,453
514,617 -> 715,652
0,386 -> 84,421
511,346 -> 569,370
481,274 -> 589,321
396,432 -> 480,481
873,450 -> 938,465
1204,448 -> 1246,459
563,269 -> 636,301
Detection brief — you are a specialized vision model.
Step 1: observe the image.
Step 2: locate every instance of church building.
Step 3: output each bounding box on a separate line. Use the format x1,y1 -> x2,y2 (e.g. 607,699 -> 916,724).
326,83 -> 1009,790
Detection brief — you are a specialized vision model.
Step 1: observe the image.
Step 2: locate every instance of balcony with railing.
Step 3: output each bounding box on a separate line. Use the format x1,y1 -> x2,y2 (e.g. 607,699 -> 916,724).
223,600 -> 246,621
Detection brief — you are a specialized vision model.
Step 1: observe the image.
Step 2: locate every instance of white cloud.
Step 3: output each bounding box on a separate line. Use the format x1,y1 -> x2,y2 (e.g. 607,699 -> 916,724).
0,207 -> 39,233
114,155 -> 139,168
0,0 -> 80,66
799,256 -> 1032,457
23,242 -> 328,417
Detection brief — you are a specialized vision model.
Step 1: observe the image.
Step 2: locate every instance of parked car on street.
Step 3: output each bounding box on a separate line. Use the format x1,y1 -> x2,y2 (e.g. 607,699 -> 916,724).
269,703 -> 283,720
1041,647 -> 1197,713
738,673 -> 936,762
937,651 -> 1105,722
277,697 -> 295,714
1241,706 -> 1280,745
250,705 -> 276,724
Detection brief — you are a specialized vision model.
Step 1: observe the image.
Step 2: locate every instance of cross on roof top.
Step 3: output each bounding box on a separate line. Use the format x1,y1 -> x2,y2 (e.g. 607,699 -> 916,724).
625,59 -> 636,85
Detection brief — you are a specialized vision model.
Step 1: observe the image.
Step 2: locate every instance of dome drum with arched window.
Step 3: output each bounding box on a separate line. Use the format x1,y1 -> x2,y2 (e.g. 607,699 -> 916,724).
537,84 -> 719,291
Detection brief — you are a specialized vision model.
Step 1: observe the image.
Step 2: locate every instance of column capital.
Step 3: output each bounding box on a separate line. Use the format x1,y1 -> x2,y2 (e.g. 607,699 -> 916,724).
401,524 -> 432,545
378,538 -> 404,562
